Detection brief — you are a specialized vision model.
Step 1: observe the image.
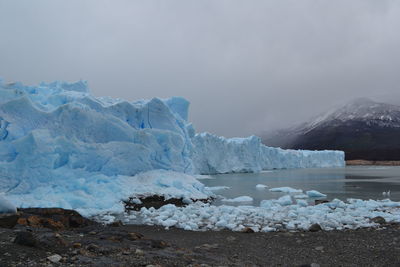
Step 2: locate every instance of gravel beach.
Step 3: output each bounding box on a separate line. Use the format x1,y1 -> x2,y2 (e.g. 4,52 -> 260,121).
1,215 -> 399,267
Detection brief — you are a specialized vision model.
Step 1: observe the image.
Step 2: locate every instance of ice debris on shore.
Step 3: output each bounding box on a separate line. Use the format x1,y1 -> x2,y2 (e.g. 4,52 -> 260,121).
0,79 -> 343,214
133,198 -> 400,232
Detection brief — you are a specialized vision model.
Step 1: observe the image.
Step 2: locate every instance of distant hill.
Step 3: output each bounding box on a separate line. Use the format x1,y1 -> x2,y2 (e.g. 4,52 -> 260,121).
262,98 -> 400,160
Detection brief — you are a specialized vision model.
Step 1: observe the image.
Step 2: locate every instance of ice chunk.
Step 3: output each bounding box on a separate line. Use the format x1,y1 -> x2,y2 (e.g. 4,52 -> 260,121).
222,196 -> 253,203
194,175 -> 214,180
275,195 -> 293,206
306,190 -> 327,198
256,184 -> 268,189
206,186 -> 230,191
270,187 -> 303,193
293,193 -> 308,199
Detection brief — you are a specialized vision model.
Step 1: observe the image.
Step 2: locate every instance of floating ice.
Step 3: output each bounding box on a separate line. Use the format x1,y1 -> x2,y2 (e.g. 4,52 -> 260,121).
256,184 -> 268,189
293,193 -> 308,199
222,196 -> 253,203
206,186 -> 230,192
275,195 -> 293,206
306,190 -> 327,198
269,187 -> 303,193
194,175 -> 214,180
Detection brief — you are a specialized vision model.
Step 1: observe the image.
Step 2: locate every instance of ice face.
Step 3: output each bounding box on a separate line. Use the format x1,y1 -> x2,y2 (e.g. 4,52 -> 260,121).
192,132 -> 344,174
0,195 -> 16,214
0,79 -> 345,214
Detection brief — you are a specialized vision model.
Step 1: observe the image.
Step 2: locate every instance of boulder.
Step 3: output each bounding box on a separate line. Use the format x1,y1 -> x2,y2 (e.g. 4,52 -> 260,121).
0,213 -> 19,229
14,231 -> 36,247
17,208 -> 96,229
309,223 -> 322,232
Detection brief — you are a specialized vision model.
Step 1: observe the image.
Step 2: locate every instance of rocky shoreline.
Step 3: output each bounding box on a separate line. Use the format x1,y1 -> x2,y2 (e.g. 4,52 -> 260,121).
0,208 -> 399,266
346,160 -> 400,166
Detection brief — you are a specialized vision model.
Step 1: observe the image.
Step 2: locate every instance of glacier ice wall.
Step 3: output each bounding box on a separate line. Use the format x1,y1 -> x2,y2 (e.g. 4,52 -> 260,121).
0,79 -> 344,196
192,132 -> 344,174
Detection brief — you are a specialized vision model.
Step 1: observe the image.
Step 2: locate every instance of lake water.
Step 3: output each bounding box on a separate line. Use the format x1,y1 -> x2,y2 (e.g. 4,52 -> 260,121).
201,166 -> 400,205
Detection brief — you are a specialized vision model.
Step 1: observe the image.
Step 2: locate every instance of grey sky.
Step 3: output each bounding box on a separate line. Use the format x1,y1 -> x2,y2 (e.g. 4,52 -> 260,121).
1,1 -> 400,137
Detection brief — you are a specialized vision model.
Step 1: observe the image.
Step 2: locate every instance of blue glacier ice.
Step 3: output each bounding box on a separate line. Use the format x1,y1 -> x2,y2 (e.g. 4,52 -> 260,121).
0,79 -> 344,215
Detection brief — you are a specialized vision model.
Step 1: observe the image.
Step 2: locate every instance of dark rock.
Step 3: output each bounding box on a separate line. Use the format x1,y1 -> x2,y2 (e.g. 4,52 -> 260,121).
86,243 -> 100,252
128,232 -> 144,241
124,195 -> 210,211
109,220 -> 124,227
241,227 -> 255,233
73,242 -> 82,248
18,208 -> 95,229
151,240 -> 169,249
371,216 -> 386,225
36,232 -> 68,247
0,213 -> 19,228
314,200 -> 329,205
309,224 -> 322,232
14,231 -> 36,247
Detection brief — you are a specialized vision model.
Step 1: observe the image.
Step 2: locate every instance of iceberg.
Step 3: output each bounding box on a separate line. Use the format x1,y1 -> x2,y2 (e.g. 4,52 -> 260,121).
306,190 -> 327,198
0,79 -> 345,214
221,196 -> 253,203
269,187 -> 303,193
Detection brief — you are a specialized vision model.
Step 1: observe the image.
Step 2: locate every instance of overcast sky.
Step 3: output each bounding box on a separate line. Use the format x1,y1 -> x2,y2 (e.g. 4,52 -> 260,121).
1,1 -> 400,137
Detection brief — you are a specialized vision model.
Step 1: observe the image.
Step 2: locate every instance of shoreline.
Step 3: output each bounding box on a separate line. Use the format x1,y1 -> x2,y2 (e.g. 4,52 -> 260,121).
1,208 -> 400,266
1,220 -> 399,266
346,160 -> 400,166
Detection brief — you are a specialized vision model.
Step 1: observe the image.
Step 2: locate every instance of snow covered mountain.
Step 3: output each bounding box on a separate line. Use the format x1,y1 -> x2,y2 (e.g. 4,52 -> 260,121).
263,98 -> 400,160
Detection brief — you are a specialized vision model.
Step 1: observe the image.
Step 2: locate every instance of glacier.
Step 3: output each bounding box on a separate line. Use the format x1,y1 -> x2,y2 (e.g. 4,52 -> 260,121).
0,78 -> 344,215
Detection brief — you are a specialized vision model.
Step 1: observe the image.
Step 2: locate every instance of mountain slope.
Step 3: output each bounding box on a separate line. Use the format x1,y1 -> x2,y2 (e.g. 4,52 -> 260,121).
263,98 -> 400,160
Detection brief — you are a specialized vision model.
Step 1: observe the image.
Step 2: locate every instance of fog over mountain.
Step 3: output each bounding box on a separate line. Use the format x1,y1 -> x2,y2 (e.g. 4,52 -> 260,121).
263,98 -> 400,160
0,1 -> 400,137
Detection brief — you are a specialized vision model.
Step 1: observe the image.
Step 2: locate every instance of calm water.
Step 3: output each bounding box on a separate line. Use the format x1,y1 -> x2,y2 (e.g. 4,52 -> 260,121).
201,166 -> 400,205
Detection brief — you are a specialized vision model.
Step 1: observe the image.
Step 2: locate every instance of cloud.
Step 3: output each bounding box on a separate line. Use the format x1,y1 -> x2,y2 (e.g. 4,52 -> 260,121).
1,0 -> 399,137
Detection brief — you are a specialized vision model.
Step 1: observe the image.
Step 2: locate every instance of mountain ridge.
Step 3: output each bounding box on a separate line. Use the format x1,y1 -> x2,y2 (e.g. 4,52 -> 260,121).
262,98 -> 400,160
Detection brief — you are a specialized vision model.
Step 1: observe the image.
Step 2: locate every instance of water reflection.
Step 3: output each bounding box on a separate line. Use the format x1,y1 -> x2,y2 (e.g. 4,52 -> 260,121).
201,166 -> 400,205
